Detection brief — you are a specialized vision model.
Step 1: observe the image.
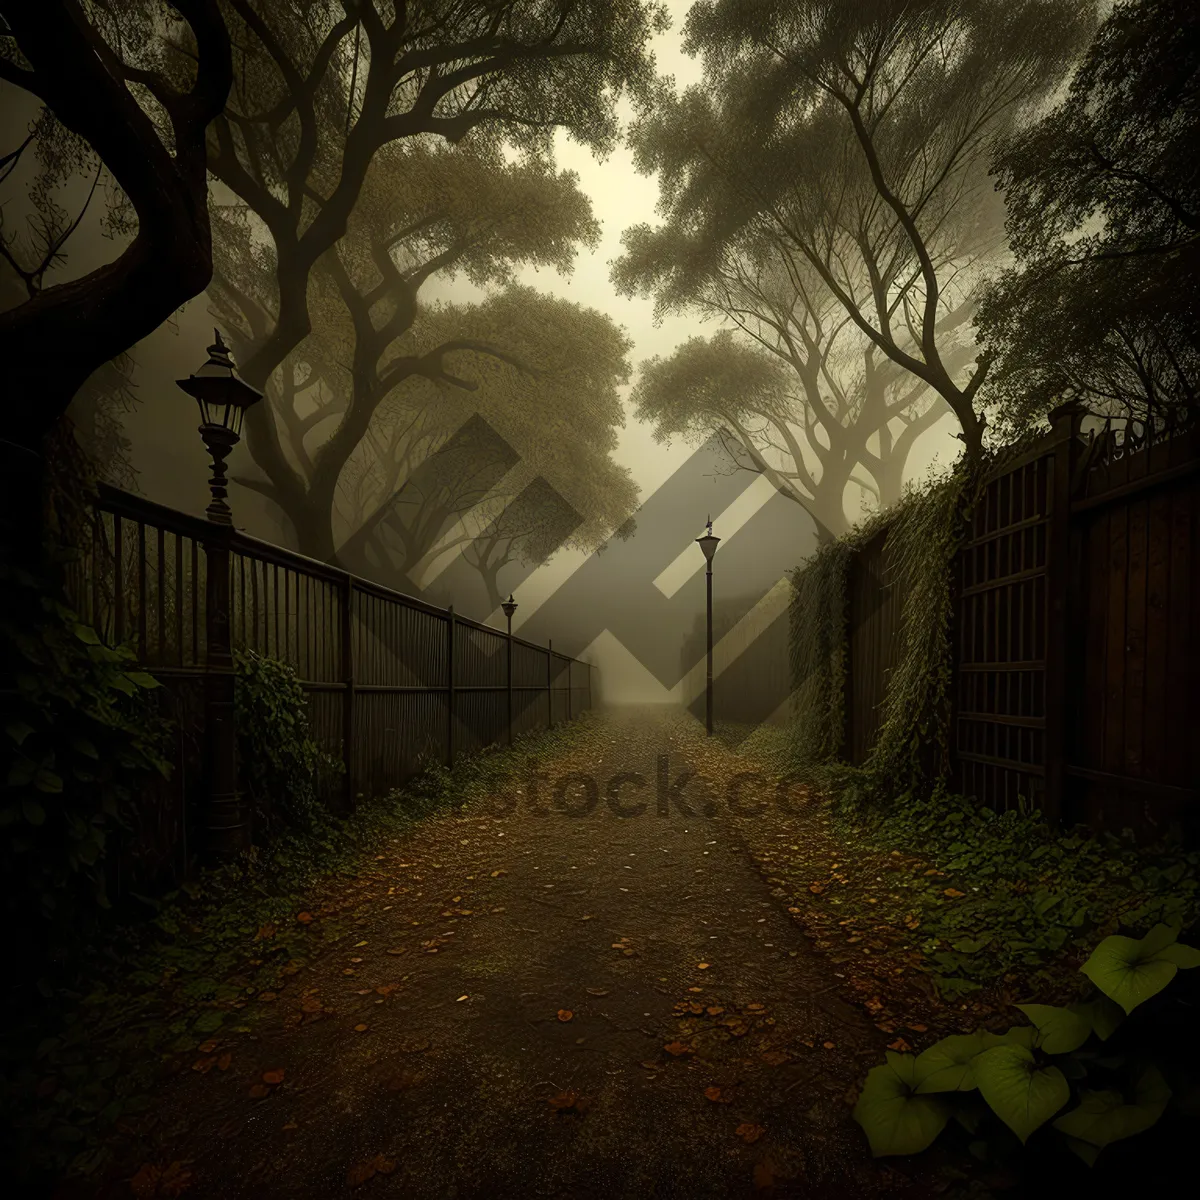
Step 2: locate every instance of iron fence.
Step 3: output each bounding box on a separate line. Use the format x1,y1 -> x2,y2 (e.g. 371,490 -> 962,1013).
63,484 -> 593,892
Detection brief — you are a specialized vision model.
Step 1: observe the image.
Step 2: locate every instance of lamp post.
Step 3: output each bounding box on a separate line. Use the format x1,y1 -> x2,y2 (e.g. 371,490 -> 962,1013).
501,594 -> 518,745
696,516 -> 720,736
176,329 -> 263,857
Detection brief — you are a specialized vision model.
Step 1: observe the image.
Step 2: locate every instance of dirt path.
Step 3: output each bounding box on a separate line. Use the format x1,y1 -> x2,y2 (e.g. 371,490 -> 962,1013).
89,709 -> 952,1200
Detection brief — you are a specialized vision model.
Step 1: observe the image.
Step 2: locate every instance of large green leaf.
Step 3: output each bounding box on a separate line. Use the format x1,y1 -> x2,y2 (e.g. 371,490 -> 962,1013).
913,1032 -> 988,1094
1080,925 -> 1190,1014
1052,1064 -> 1171,1150
1158,941 -> 1200,969
1071,996 -> 1125,1042
973,1045 -> 1070,1143
980,1025 -> 1038,1051
1015,1003 -> 1092,1054
852,1055 -> 952,1157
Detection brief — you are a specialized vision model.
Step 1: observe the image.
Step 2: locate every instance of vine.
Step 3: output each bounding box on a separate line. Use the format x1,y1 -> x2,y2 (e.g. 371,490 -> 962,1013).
233,649 -> 343,835
864,464 -> 973,799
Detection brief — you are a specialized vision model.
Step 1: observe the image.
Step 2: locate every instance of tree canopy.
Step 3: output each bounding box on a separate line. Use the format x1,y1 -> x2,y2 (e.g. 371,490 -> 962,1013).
977,0 -> 1200,437
623,0 -> 1097,460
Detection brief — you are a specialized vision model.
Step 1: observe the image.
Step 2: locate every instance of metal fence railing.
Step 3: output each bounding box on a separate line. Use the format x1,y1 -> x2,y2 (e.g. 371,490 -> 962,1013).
64,484 -> 593,893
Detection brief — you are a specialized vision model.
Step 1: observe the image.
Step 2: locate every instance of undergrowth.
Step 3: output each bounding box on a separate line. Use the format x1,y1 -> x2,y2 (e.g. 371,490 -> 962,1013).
829,784 -> 1200,1000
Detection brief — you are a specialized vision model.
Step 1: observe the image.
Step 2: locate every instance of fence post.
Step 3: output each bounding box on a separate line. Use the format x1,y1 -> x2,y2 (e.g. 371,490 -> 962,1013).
447,605 -> 456,767
567,658 -> 572,721
547,639 -> 554,730
202,524 -> 245,856
341,574 -> 356,814
506,622 -> 513,746
1044,401 -> 1084,828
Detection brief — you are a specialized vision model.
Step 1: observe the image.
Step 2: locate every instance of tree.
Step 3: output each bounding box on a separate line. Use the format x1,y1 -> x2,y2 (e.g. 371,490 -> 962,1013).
332,288 -> 638,594
201,0 -> 668,489
211,140 -> 602,559
625,0 -> 1096,461
619,228 -> 977,539
0,1 -> 232,454
977,0 -> 1200,438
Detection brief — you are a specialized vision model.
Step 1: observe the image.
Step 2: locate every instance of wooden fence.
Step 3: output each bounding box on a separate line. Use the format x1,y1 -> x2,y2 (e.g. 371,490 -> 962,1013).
838,402 -> 1199,842
64,484 -> 592,895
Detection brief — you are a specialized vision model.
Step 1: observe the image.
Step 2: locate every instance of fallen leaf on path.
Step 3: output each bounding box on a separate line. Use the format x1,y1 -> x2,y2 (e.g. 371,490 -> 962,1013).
296,912 -> 313,924
706,1006 -> 724,1016
760,1050 -> 789,1066
753,1161 -> 775,1193
354,1024 -> 370,1033
697,962 -> 710,970
704,1086 -> 735,1103
943,888 -> 966,898
262,1069 -> 285,1085
248,1084 -> 270,1099
557,1009 -> 574,1022
886,1037 -> 912,1052
907,1023 -> 928,1033
386,947 -> 407,956
217,1053 -> 232,1071
281,1121 -> 298,1131
586,988 -> 609,996
664,1041 -> 693,1057
456,995 -> 468,1002
639,1060 -> 661,1070
736,1123 -> 765,1144
197,1041 -> 219,1054
258,991 -> 277,1002
548,1091 -> 579,1110
822,1041 -> 835,1050
191,1057 -> 216,1074
376,984 -> 399,996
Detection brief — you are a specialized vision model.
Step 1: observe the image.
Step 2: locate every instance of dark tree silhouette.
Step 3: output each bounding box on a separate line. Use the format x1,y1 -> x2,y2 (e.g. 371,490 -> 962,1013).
978,0 -> 1200,437
0,2 -> 232,454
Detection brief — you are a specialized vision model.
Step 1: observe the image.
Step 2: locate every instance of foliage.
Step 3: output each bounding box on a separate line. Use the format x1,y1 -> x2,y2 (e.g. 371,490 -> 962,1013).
616,226 -> 968,535
853,924 -> 1200,1168
978,0 -> 1200,438
0,565 -> 173,926
201,0 -> 669,557
233,650 -> 341,835
786,464 -> 970,799
863,466 -> 972,797
626,0 -> 1097,458
786,538 -> 854,765
831,781 -> 1200,1000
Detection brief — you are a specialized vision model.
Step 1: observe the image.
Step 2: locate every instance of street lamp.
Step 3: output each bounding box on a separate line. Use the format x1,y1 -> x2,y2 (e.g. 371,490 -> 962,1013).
175,329 -> 262,859
501,594 -> 518,745
176,329 -> 263,525
696,516 -> 720,736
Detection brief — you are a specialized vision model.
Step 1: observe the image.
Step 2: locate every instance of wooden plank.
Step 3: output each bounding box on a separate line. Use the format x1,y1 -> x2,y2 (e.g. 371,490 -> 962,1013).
1167,481 -> 1196,790
1123,497 -> 1148,779
1103,501 -> 1129,777
1142,489 -> 1171,791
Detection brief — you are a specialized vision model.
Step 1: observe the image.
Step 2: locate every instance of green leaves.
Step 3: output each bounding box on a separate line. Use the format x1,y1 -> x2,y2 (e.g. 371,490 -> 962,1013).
1081,924 -> 1199,1014
1052,1064 -> 1172,1157
972,1045 -> 1070,1144
852,1054 -> 952,1157
913,1033 -> 988,1093
1014,1003 -> 1092,1054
